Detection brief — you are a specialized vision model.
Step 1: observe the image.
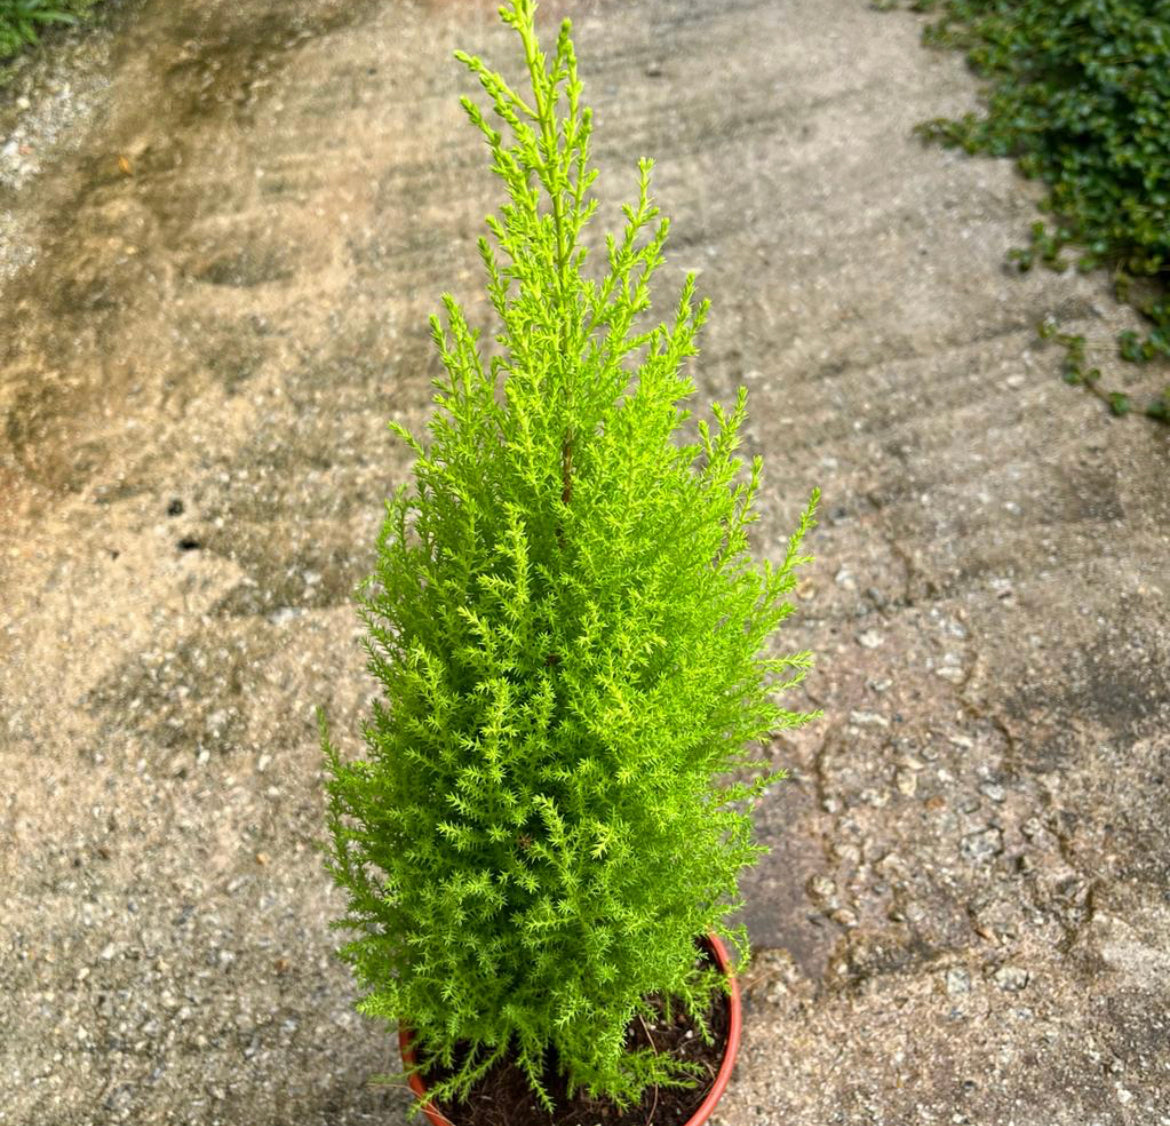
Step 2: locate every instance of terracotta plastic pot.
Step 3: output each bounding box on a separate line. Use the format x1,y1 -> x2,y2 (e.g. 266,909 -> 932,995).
398,932 -> 742,1126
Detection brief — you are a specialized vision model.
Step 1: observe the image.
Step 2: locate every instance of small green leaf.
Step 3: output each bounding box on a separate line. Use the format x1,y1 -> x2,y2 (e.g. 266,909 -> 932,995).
1108,391 -> 1132,416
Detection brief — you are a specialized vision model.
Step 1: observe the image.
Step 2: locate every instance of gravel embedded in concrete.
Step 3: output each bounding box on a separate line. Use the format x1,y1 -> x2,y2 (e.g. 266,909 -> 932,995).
1,1 -> 1168,1124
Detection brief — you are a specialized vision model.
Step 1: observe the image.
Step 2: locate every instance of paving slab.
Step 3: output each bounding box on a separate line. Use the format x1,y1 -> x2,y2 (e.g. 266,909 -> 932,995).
1,1 -> 1167,1124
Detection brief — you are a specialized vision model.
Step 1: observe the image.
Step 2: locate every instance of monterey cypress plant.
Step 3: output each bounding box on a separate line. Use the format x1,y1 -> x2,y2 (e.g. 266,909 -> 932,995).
321,0 -> 819,1112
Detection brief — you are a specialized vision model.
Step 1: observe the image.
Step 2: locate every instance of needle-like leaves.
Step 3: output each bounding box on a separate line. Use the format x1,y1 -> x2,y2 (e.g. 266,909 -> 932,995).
321,0 -> 819,1110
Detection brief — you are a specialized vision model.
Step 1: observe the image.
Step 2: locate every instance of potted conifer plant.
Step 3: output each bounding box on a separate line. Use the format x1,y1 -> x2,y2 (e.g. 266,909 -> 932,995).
319,3 -> 820,1123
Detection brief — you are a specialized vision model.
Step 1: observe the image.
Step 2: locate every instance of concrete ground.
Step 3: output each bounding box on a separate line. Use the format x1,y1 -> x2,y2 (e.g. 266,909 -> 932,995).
1,0 -> 1168,1123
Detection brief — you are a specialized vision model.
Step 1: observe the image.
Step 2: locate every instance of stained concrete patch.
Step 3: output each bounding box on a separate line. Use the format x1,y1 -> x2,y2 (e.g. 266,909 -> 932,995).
2,1 -> 1169,1124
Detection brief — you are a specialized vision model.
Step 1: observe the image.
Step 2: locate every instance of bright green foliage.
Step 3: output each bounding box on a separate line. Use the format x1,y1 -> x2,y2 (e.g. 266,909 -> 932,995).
909,0 -> 1170,421
0,0 -> 97,60
320,0 -> 818,1112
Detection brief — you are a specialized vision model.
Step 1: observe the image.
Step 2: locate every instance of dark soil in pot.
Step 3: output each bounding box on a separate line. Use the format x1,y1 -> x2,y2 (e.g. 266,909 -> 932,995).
420,984 -> 731,1126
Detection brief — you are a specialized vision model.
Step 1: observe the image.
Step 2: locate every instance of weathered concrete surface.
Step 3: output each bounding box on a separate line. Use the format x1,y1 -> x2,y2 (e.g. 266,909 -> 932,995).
1,1 -> 1167,1124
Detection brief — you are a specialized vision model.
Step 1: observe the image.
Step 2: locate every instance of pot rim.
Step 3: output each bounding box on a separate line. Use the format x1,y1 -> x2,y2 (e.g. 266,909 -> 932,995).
398,931 -> 742,1126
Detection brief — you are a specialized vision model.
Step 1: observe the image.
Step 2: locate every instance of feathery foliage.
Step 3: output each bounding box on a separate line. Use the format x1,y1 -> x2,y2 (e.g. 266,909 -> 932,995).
321,0 -> 819,1110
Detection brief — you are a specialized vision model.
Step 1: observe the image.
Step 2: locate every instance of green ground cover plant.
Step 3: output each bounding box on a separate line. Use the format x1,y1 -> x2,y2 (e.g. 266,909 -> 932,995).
0,0 -> 98,61
893,0 -> 1170,422
320,0 -> 819,1113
